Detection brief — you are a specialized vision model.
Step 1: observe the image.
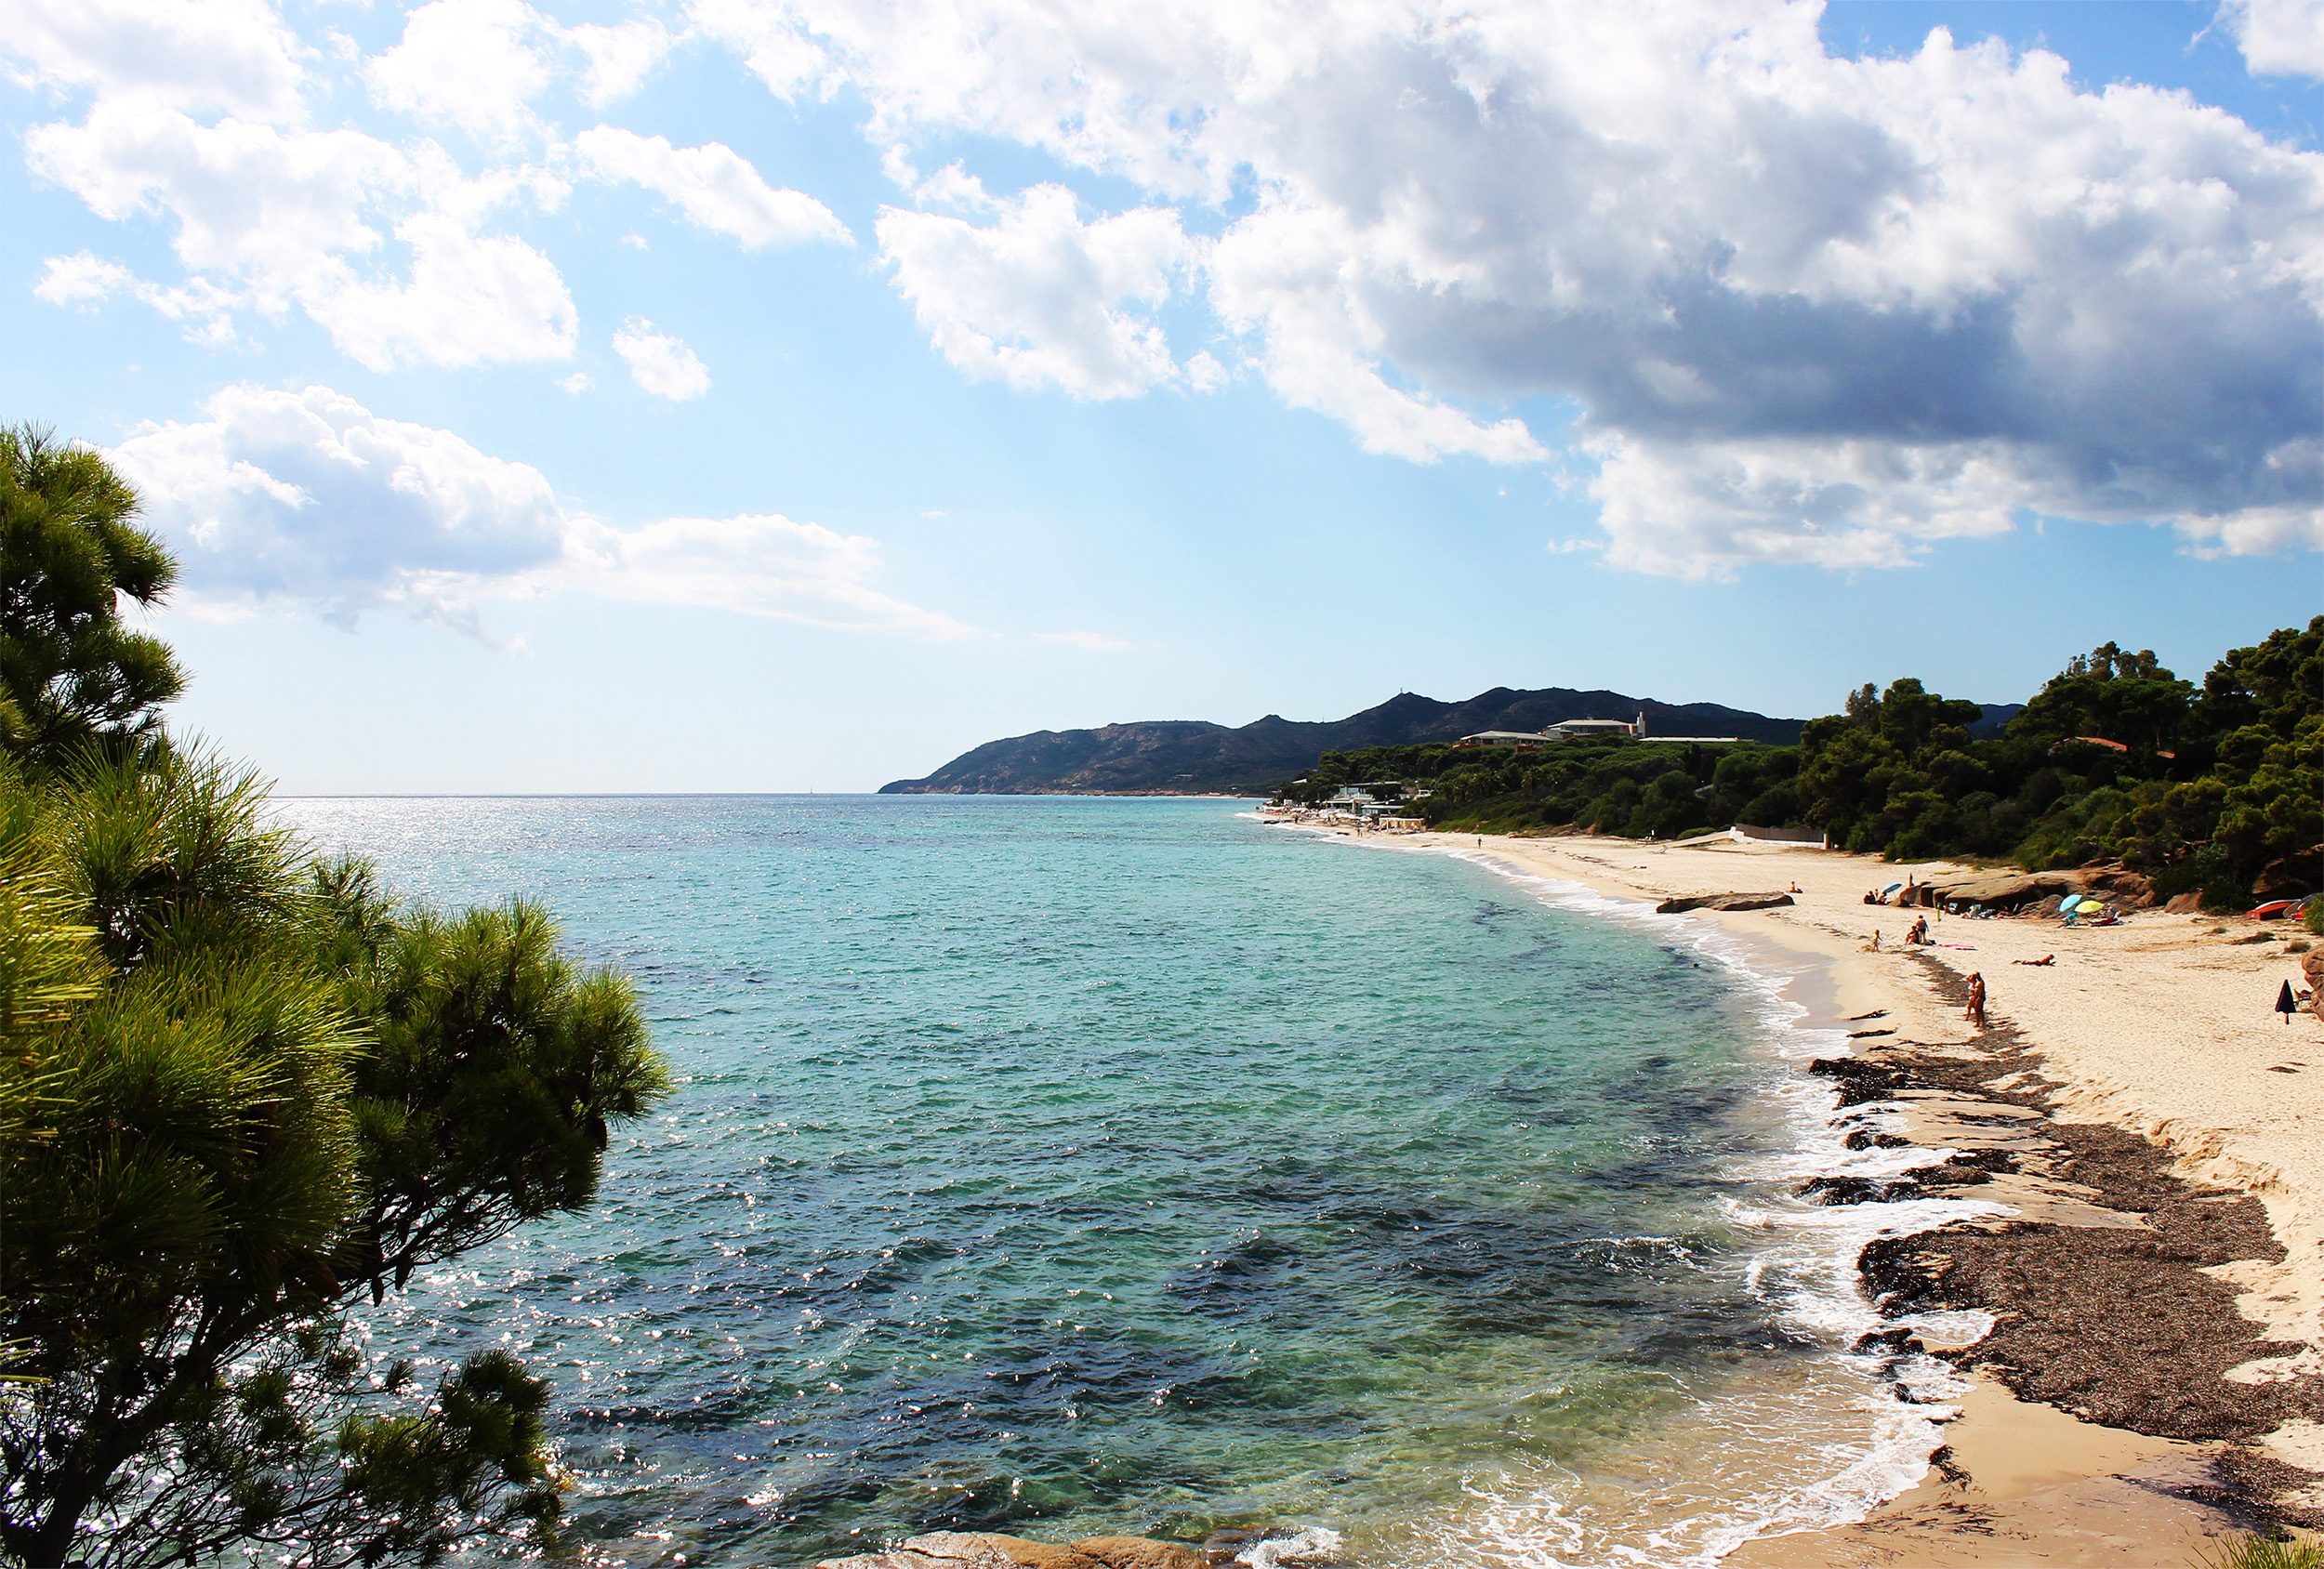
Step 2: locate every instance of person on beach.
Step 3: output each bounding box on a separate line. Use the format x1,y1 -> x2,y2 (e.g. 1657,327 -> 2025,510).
2014,955 -> 2055,967
1965,972 -> 1987,1030
1868,929 -> 1882,951
2280,980 -> 2301,1023
1907,916 -> 1930,945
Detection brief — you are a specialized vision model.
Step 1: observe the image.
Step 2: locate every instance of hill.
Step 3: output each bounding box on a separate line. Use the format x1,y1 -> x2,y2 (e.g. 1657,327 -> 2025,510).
878,688 -> 1806,796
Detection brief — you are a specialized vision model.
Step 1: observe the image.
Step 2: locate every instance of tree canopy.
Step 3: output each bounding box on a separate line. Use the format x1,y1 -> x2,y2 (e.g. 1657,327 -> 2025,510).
0,426 -> 184,767
1283,619 -> 2322,908
0,434 -> 671,1569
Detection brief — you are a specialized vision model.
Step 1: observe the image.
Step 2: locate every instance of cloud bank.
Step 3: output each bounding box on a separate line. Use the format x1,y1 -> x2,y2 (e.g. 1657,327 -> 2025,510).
9,0 -> 832,372
108,385 -> 971,641
700,0 -> 2324,574
9,0 -> 2320,579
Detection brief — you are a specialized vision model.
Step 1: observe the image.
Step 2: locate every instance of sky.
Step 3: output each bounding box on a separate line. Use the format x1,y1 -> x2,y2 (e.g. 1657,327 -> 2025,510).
2,0 -> 2319,793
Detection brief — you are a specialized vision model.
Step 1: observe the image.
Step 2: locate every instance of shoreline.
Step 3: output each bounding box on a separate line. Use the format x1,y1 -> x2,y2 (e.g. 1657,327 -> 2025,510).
1309,823 -> 2324,1561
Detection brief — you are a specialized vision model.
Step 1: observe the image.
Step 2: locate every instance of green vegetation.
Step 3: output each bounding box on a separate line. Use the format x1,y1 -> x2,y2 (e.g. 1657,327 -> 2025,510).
2192,1531 -> 2323,1569
0,426 -> 185,768
0,432 -> 671,1569
1281,620 -> 2322,907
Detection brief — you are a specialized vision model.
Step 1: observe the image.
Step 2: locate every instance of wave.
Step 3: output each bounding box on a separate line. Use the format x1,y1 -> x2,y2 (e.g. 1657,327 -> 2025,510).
1340,842 -> 2000,1566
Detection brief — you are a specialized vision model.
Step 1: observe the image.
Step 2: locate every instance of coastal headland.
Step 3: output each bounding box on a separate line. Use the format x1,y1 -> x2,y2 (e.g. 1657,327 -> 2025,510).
1353,826 -> 2324,1563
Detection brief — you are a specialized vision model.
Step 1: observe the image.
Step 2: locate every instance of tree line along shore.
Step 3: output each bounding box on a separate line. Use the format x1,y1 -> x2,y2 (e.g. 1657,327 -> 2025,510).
1276,619 -> 2323,913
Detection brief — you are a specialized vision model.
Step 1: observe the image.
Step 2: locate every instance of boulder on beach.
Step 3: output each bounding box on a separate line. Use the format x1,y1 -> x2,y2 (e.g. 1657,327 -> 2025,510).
1653,891 -> 1795,914
1911,871 -> 2078,911
816,1535 -> 1209,1569
2166,890 -> 2204,914
1071,1540 -> 1206,1569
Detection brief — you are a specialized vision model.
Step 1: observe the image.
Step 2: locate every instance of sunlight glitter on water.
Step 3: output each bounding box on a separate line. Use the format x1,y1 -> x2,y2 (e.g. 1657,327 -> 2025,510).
279,796 -> 1974,1568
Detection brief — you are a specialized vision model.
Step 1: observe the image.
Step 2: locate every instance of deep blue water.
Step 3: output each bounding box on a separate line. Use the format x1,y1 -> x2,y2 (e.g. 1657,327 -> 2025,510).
282,797 -> 1949,1569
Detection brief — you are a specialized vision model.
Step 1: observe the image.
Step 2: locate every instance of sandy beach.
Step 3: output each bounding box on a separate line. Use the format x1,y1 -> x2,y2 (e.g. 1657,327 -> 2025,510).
1352,826 -> 2324,1562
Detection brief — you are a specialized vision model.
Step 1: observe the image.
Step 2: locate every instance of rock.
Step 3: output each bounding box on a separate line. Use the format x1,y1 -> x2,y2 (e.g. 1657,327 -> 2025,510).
2253,853 -> 2322,902
2079,859 -> 2155,905
2166,890 -> 2204,914
1653,891 -> 1795,914
1200,1528 -> 1291,1567
902,1536 -> 1103,1569
818,1554 -> 975,1569
1070,1539 -> 1206,1569
1915,871 -> 2080,911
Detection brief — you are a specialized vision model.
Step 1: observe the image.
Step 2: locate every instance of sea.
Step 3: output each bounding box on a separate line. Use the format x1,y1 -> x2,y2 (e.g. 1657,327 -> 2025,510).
278,795 -> 1996,1569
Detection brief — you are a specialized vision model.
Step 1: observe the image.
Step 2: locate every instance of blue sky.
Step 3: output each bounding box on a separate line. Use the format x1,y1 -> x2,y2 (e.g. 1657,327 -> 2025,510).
3,0 -> 2318,791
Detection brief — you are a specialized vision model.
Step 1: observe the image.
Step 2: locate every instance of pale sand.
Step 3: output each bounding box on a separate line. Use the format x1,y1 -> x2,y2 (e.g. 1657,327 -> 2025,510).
1333,826 -> 2324,1560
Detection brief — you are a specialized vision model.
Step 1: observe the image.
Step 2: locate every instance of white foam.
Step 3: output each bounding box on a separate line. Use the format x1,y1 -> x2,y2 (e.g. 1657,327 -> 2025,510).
1240,1527 -> 1347,1567
1330,839 -> 2008,1565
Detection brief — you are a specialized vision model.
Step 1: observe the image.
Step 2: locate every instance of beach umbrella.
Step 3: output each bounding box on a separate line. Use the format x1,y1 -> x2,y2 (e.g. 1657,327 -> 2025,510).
2279,980 -> 2300,1022
2058,894 -> 2084,913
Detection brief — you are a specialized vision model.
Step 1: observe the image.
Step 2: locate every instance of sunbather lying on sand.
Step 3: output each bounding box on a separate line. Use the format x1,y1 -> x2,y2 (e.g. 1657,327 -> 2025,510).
2014,955 -> 2055,967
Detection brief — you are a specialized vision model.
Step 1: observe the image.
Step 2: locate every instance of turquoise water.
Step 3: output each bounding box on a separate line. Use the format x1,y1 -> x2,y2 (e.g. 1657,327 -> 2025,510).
283,797 -> 1956,1568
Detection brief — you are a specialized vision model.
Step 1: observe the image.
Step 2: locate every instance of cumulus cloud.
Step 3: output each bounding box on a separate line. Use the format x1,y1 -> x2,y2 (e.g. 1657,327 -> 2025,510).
2224,0 -> 2324,78
1,0 -> 309,122
613,319 -> 711,399
574,126 -> 851,248
108,384 -> 971,639
878,183 -> 1197,398
696,0 -> 2324,571
365,0 -> 557,144
109,383 -> 568,639
14,15 -> 579,370
34,249 -> 244,346
569,19 -> 673,105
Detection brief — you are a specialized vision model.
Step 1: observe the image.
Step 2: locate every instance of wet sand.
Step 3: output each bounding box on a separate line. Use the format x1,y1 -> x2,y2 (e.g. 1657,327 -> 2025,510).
1359,827 -> 2324,1560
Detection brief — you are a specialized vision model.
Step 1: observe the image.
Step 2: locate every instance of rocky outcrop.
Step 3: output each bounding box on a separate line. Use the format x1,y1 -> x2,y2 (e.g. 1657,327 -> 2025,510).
1900,871 -> 2076,910
1905,862 -> 2152,912
2253,851 -> 2323,902
813,1526 -> 1347,1569
817,1533 -> 1205,1569
1653,891 -> 1795,914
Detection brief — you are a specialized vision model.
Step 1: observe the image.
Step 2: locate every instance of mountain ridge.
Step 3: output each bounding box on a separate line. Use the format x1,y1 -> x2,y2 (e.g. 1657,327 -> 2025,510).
878,687 -> 1809,796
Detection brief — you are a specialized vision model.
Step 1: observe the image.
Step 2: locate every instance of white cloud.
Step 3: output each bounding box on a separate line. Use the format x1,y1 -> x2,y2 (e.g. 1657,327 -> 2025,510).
110,383 -> 568,639
613,319 -> 711,399
0,0 -> 309,122
307,212 -> 576,370
20,84 -> 577,368
562,513 -> 972,636
365,0 -> 555,144
1037,629 -> 1131,652
2224,0 -> 2324,78
109,384 -> 971,639
685,0 -> 2324,571
570,19 -> 672,105
574,125 -> 851,248
33,249 -> 245,344
877,183 -> 1197,398
559,370 -> 592,392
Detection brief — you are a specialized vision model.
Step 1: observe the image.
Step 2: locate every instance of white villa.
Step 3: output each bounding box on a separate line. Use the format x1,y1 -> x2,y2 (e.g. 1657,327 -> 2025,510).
1455,713 -> 1748,748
